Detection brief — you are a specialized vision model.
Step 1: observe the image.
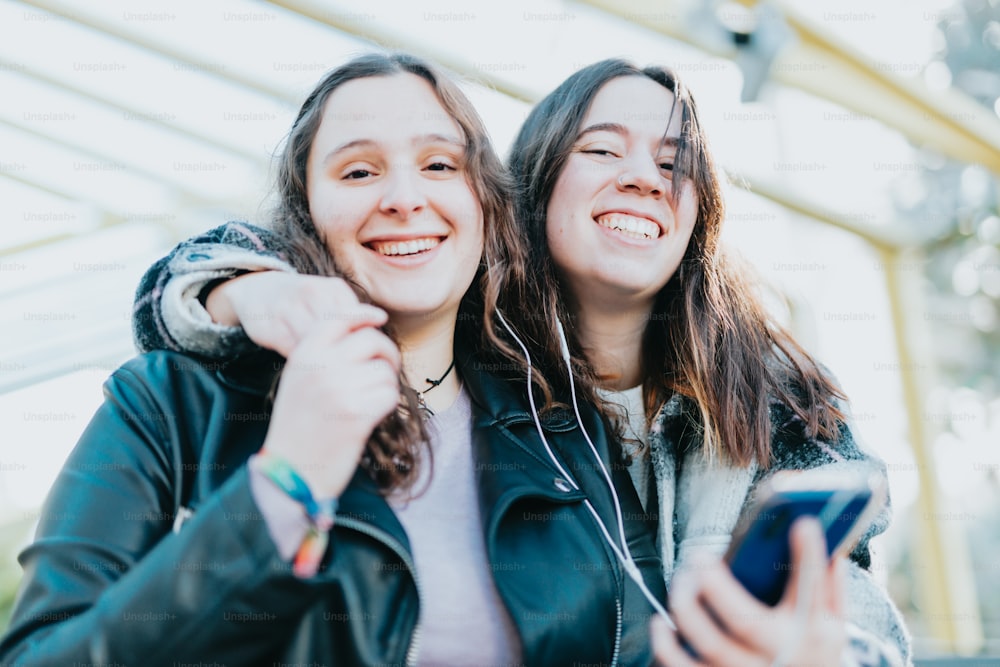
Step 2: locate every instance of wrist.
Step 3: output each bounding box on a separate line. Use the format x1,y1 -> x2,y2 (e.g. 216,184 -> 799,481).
204,270 -> 258,327
251,450 -> 339,577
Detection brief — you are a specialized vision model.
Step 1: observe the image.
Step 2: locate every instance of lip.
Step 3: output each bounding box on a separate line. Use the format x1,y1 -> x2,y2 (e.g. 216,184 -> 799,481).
363,233 -> 448,267
593,208 -> 665,241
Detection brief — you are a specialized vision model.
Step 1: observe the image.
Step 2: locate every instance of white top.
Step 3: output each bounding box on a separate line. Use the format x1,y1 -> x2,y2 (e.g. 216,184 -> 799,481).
391,386 -> 522,667
597,384 -> 653,512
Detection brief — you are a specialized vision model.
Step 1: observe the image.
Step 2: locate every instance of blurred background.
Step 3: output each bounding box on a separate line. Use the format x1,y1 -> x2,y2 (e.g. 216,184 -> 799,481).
0,0 -> 998,663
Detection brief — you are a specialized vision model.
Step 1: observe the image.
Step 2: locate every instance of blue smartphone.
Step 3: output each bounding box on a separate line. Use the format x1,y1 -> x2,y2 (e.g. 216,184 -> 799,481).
677,467 -> 884,658
723,467 -> 885,606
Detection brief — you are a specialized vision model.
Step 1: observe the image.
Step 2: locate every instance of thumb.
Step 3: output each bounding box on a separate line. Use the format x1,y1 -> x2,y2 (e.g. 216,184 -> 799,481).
780,517 -> 827,613
649,614 -> 672,665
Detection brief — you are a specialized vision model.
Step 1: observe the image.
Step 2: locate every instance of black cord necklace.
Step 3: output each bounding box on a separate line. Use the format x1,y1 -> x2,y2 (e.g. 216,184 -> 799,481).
414,359 -> 455,416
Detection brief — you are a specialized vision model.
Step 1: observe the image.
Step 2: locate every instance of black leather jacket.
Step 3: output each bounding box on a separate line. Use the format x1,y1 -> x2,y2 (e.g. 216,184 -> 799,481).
0,349 -> 664,666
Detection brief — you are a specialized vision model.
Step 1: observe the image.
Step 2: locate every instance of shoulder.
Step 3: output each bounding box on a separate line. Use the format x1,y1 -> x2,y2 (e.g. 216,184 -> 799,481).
112,350 -> 227,390
108,349 -> 275,412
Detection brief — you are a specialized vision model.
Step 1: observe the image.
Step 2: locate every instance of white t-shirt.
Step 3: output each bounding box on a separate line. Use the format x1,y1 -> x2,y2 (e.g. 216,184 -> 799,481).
391,387 -> 522,667
597,384 -> 653,512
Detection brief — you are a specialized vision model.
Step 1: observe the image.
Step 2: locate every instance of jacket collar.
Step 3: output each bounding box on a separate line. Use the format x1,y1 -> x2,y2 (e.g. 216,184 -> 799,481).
457,346 -> 577,432
457,349 -> 623,539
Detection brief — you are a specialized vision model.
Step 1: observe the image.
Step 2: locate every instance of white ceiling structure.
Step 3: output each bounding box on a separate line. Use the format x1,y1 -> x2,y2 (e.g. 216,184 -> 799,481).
2,0 -> 999,654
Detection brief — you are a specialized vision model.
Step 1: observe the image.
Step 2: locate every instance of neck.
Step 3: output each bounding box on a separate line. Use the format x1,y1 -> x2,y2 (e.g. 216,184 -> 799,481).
395,311 -> 460,414
574,297 -> 652,391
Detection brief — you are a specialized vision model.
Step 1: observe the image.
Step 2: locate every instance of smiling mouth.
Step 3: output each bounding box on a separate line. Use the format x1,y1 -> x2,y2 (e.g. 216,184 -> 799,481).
367,236 -> 443,257
595,214 -> 660,240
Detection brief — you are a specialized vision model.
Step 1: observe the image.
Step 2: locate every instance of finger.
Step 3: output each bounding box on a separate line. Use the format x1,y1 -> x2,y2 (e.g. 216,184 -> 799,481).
338,304 -> 389,332
781,518 -> 827,614
670,568 -> 764,665
347,328 -> 403,374
257,314 -> 314,358
317,327 -> 402,375
283,330 -> 400,389
651,615 -> 705,667
336,381 -> 402,425
297,323 -> 401,373
687,561 -> 774,652
287,302 -> 387,341
825,556 -> 847,618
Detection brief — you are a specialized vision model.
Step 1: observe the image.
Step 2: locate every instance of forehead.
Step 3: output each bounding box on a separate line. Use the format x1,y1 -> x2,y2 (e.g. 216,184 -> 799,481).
583,75 -> 681,137
317,72 -> 463,143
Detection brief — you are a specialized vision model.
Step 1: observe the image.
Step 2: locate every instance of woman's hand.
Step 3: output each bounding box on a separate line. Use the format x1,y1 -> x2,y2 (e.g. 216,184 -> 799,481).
206,271 -> 385,358
651,518 -> 847,667
261,304 -> 402,500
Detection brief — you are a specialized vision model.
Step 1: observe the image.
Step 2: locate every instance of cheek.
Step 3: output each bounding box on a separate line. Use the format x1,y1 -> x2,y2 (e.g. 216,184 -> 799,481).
309,188 -> 364,240
306,185 -> 338,233
454,191 -> 485,258
544,220 -> 576,276
467,215 -> 486,266
675,180 -> 699,235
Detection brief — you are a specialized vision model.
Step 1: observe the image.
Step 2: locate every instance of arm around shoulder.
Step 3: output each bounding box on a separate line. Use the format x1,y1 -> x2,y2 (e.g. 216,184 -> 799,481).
132,221 -> 297,358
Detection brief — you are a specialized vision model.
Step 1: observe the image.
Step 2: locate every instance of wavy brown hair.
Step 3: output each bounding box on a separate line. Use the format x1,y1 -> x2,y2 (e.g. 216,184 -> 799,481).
267,52 -> 529,491
508,59 -> 846,467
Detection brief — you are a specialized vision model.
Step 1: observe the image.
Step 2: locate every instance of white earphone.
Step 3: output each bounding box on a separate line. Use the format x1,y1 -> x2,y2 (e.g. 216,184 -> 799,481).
494,307 -> 674,627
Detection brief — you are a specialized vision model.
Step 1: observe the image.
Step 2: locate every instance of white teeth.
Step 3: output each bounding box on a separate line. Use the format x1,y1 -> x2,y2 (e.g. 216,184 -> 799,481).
371,237 -> 441,256
596,214 -> 659,240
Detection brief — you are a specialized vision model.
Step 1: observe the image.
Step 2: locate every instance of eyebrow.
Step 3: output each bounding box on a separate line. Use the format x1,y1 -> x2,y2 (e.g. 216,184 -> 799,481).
576,122 -> 679,148
322,133 -> 465,165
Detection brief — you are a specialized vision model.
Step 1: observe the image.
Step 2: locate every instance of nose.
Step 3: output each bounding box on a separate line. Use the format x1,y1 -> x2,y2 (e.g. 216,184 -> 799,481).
615,155 -> 665,198
379,167 -> 426,219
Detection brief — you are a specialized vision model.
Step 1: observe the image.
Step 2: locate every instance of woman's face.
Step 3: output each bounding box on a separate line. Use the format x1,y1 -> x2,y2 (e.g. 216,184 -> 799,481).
306,73 -> 484,327
545,75 -> 698,311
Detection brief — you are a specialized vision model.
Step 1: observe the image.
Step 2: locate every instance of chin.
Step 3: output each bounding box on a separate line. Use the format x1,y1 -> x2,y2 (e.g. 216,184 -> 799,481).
385,298 -> 455,322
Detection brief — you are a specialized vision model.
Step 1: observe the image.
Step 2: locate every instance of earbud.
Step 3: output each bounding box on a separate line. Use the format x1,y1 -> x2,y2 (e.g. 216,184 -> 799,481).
555,317 -> 571,363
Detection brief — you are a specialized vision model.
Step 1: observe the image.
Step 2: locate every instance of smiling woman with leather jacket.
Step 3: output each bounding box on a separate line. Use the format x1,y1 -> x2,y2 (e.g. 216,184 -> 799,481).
0,346 -> 661,666
0,53 -> 664,667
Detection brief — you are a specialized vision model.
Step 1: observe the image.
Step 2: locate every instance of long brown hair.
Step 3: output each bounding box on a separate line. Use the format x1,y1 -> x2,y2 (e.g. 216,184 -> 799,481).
508,59 -> 845,467
267,52 -> 529,491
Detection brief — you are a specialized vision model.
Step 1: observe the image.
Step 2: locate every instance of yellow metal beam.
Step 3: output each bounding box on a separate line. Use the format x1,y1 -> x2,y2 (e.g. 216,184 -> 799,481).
733,175 -> 901,251
879,246 -> 984,654
577,0 -> 1000,174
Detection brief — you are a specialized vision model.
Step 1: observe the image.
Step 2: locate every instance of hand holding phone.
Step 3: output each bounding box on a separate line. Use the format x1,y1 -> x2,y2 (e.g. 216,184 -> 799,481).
669,466 -> 884,663
724,466 -> 885,605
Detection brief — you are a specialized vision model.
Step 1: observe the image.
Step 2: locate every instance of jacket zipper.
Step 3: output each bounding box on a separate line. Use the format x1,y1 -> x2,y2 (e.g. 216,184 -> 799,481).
335,516 -> 422,667
610,597 -> 622,667
578,499 -> 624,667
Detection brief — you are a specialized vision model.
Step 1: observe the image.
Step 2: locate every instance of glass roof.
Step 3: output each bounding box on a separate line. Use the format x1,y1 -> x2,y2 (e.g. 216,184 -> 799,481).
2,0 -> 999,652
